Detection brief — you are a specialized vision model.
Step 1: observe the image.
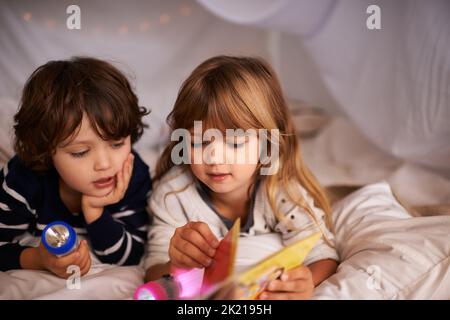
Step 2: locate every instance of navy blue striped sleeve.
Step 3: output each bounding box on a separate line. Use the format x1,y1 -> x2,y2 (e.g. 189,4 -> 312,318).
0,157 -> 40,271
85,151 -> 151,265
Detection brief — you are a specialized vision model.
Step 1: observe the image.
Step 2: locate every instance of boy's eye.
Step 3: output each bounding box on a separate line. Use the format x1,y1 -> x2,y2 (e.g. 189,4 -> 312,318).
112,141 -> 125,149
70,150 -> 89,158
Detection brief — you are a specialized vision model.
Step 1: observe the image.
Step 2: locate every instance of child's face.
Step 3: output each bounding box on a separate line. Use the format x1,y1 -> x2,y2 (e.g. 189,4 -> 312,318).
189,131 -> 259,196
52,115 -> 131,197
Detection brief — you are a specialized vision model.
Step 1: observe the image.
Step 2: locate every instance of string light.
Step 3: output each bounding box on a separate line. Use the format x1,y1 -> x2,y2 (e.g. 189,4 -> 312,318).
139,21 -> 151,32
44,18 -> 56,29
20,3 -> 194,32
159,13 -> 170,25
179,4 -> 192,17
93,26 -> 103,35
118,24 -> 129,35
22,12 -> 32,22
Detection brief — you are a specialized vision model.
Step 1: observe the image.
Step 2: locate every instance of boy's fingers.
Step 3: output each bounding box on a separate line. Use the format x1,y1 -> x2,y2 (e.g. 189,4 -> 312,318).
54,250 -> 81,268
78,240 -> 89,255
128,154 -> 134,177
173,238 -> 212,267
114,171 -> 124,197
77,255 -> 90,272
180,228 -> 216,257
79,255 -> 91,275
123,156 -> 132,186
122,153 -> 133,177
189,222 -> 219,248
77,244 -> 91,267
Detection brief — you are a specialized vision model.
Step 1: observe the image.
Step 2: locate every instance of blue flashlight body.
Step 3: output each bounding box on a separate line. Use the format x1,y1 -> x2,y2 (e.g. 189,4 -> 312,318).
41,221 -> 78,256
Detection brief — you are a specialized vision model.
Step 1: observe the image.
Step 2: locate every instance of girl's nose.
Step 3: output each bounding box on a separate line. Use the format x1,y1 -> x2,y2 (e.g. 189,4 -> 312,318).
204,140 -> 225,165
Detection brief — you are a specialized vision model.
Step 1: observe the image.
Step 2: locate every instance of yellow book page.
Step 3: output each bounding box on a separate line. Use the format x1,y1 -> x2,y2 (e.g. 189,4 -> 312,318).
234,232 -> 321,300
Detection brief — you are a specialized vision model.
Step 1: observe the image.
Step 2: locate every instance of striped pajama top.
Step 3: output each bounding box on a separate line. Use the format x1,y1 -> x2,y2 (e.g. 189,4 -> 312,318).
0,150 -> 151,271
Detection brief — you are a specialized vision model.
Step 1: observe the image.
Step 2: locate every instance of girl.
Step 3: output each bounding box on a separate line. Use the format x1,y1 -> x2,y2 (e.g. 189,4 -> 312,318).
145,56 -> 338,299
0,57 -> 152,278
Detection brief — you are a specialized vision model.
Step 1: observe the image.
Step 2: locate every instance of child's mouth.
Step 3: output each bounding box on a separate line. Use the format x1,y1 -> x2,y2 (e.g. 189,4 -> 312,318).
93,176 -> 115,188
207,173 -> 231,182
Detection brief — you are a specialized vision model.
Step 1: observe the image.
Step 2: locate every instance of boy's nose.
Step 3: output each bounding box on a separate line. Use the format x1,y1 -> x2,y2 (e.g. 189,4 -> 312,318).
94,151 -> 112,171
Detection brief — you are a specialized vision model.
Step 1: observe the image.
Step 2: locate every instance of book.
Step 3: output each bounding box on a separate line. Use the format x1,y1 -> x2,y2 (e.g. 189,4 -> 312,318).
198,218 -> 321,300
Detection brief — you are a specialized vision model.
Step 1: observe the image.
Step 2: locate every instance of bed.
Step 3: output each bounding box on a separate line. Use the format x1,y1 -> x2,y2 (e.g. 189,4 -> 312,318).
1,106 -> 448,300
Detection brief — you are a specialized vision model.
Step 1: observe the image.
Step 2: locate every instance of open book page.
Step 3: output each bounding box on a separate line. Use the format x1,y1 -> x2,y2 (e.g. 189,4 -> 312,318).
200,219 -> 321,300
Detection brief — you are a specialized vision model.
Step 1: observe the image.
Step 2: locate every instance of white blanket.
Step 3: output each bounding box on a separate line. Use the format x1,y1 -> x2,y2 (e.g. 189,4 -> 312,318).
314,182 -> 450,299
0,262 -> 144,300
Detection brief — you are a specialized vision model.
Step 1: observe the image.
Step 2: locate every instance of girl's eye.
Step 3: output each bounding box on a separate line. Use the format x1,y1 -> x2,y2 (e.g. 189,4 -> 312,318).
227,142 -> 245,149
112,141 -> 125,149
70,150 -> 89,158
227,137 -> 247,149
191,141 -> 209,148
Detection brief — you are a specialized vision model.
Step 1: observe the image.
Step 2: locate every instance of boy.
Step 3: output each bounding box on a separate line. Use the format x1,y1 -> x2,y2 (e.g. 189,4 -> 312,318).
0,57 -> 151,278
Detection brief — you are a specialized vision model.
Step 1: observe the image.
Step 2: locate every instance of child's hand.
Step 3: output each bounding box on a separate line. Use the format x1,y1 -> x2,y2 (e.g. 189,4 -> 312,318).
169,221 -> 219,269
82,153 -> 134,224
258,265 -> 314,300
37,240 -> 92,279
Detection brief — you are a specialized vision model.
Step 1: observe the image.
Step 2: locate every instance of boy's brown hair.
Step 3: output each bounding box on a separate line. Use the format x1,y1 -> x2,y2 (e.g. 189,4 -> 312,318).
13,57 -> 149,171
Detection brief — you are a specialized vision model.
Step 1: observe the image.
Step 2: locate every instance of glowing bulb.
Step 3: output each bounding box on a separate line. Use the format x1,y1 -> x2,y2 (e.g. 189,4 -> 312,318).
180,5 -> 192,17
139,21 -> 150,32
44,19 -> 56,29
22,12 -> 32,22
159,14 -> 170,25
118,25 -> 129,35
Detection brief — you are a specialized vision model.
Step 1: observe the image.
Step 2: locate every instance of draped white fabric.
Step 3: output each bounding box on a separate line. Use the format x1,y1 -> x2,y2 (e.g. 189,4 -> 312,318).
0,0 -> 272,151
198,0 -> 450,177
0,0 -> 449,179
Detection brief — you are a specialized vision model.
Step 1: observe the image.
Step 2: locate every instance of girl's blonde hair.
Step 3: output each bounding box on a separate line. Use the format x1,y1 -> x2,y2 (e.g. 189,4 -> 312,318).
155,56 -> 333,232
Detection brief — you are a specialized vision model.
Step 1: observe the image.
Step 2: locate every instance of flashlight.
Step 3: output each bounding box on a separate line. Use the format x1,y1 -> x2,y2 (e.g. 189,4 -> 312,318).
134,274 -> 181,300
41,221 -> 78,257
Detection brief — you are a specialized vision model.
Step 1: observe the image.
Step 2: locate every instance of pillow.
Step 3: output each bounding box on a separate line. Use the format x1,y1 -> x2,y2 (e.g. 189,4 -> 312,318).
313,181 -> 450,299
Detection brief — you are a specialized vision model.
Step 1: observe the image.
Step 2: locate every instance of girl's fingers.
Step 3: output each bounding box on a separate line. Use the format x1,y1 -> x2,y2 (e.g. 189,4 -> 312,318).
180,227 -> 216,257
173,237 -> 212,267
259,291 -> 310,300
267,278 -> 310,293
283,265 -> 311,281
170,245 -> 204,269
189,222 -> 219,248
